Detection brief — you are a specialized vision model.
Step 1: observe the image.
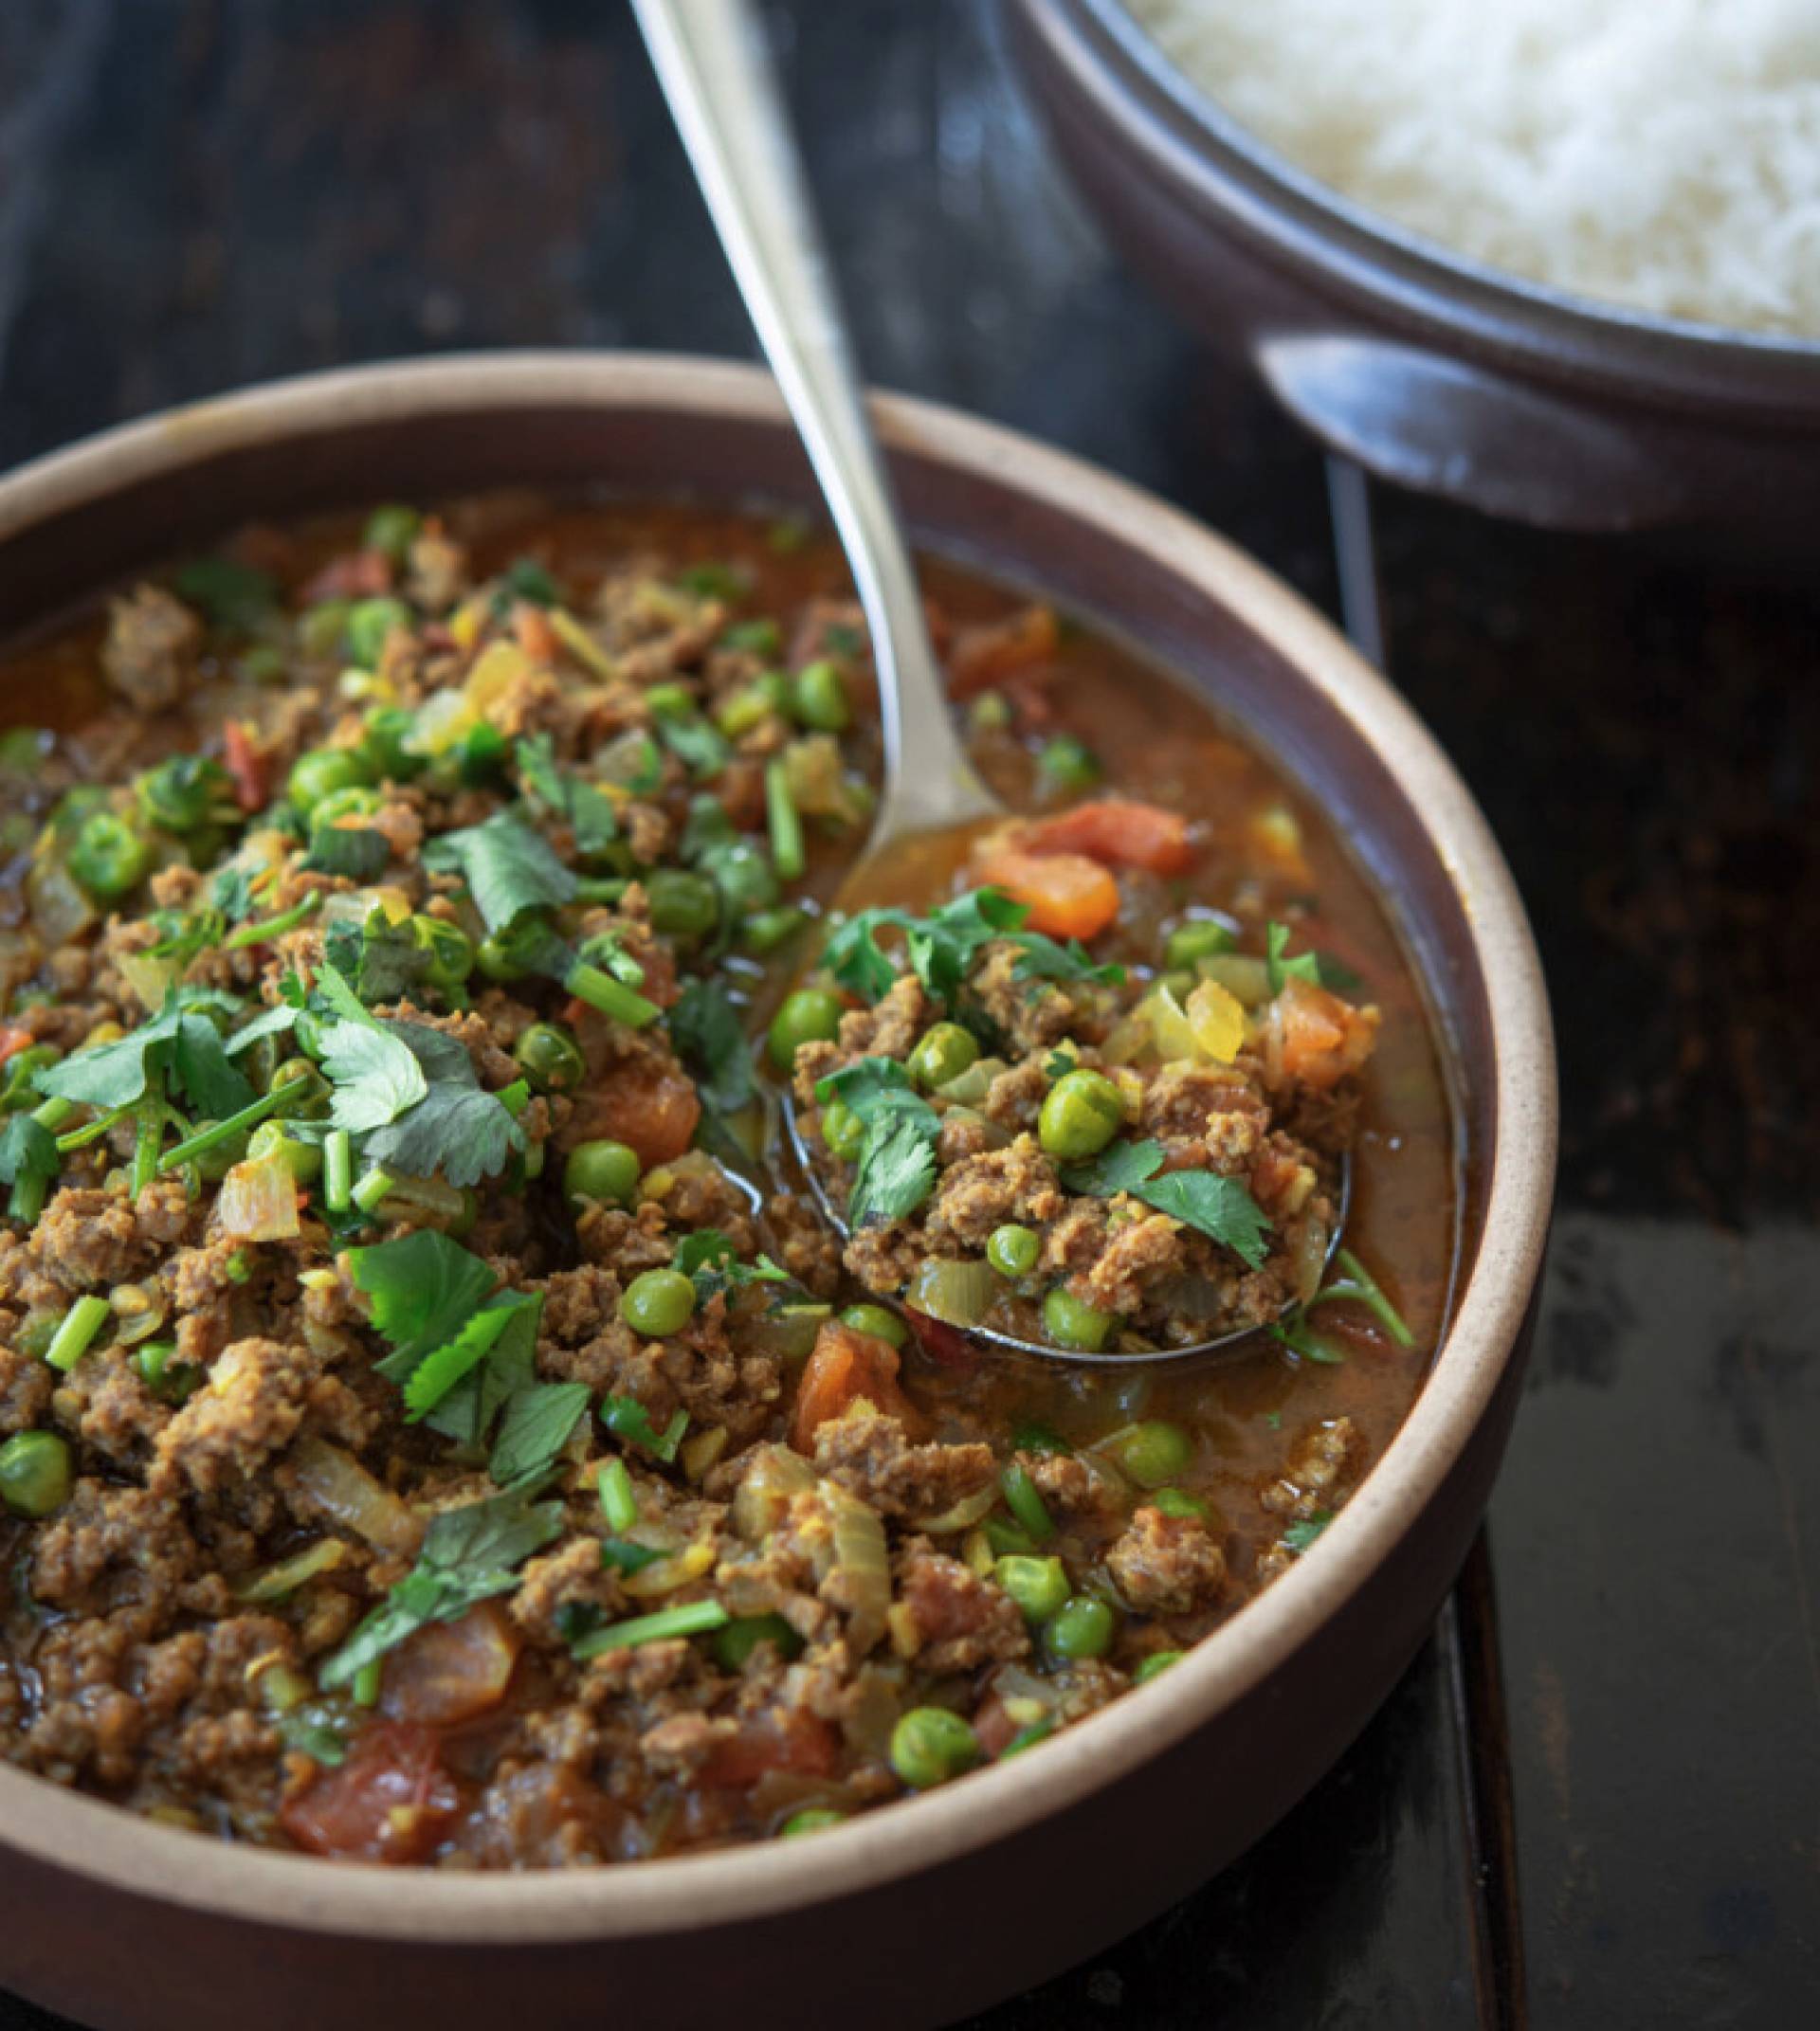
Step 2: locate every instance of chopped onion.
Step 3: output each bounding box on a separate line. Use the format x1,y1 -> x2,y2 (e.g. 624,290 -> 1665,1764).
913,1483 -> 999,1534
731,1444 -> 817,1542
232,1537 -> 350,1604
824,1484 -> 891,1653
117,951 -> 178,1015
622,1537 -> 717,1601
27,845 -> 95,947
906,1256 -> 1000,1328
214,1147 -> 301,1242
1187,980 -> 1247,1063
289,1435 -> 424,1556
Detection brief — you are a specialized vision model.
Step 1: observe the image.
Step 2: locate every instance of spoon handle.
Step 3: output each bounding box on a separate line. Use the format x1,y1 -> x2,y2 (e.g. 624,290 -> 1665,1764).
633,0 -> 997,843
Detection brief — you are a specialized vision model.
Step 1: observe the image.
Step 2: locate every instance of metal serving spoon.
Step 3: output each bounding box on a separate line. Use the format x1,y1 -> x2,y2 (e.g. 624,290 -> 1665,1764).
634,0 -> 1344,1365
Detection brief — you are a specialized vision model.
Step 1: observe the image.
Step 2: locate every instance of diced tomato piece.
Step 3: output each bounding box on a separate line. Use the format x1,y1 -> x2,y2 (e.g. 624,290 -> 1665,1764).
0,1026 -> 34,1067
379,1601 -> 520,1728
716,757 -> 768,831
512,602 -> 558,663
973,1694 -> 1018,1759
699,1712 -> 841,1789
1019,798 -> 1192,876
572,1060 -> 701,1169
280,1721 -> 460,1864
904,1313 -> 980,1371
973,843 -> 1119,941
300,548 -> 393,604
221,719 -> 267,812
948,606 -> 1060,698
790,1320 -> 920,1454
1269,974 -> 1378,1092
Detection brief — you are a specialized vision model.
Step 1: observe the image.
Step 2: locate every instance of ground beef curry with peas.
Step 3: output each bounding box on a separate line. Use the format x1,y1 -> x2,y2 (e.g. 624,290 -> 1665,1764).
0,495 -> 1456,1865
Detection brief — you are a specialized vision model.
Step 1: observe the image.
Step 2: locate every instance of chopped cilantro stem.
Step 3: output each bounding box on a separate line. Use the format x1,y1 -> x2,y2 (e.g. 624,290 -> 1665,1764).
1001,1462 -> 1056,1544
571,1599 -> 729,1659
352,1660 -> 382,1707
764,758 -> 805,881
158,1083 -> 290,1174
223,889 -> 323,952
55,1101 -> 134,1153
598,1457 -> 639,1533
1307,1249 -> 1416,1348
573,876 -> 631,906
352,1167 -> 394,1216
564,961 -> 659,1029
323,1129 -> 353,1213
129,1095 -> 164,1197
32,1096 -> 76,1135
365,1168 -> 469,1224
45,1294 -> 110,1373
9,1170 -> 50,1224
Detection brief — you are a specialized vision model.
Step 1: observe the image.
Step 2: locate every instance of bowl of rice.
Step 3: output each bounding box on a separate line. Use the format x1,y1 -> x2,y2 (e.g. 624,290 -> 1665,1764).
1008,0 -> 1820,530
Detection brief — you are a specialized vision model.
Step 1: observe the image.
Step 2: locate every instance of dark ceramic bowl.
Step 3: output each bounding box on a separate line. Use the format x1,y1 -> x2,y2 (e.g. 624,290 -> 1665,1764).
0,354 -> 1555,2031
1008,0 -> 1820,532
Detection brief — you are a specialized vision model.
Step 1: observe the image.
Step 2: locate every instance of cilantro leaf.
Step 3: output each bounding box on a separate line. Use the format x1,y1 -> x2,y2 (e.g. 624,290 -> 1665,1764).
1282,1512 -> 1334,1553
652,708 -> 731,781
324,908 -> 432,1006
145,907 -> 226,967
1265,921 -> 1322,995
170,1012 -> 257,1118
1062,1137 -> 1273,1271
503,557 -> 561,607
225,1003 -> 300,1058
0,1115 -> 59,1203
302,825 -> 391,881
824,888 -> 1119,1011
668,977 -> 753,1115
490,1381 -> 592,1487
357,1022 -> 524,1187
812,1057 -> 941,1225
1010,934 -> 1125,989
170,555 -> 278,631
317,1485 -> 563,1691
601,1393 -> 689,1463
515,734 -> 619,856
33,1003 -> 251,1119
399,1295 -> 533,1422
426,1286 -> 542,1448
671,1228 -> 791,1305
424,808 -> 577,934
348,1229 -> 500,1374
321,1019 -> 427,1133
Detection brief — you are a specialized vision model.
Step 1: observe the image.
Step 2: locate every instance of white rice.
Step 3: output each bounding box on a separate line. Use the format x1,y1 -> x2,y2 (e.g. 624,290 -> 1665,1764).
1128,0 -> 1820,337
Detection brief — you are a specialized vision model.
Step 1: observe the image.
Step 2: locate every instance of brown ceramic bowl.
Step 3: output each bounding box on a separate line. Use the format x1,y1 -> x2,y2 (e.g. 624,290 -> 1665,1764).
0,354 -> 1554,2031
1008,0 -> 1820,532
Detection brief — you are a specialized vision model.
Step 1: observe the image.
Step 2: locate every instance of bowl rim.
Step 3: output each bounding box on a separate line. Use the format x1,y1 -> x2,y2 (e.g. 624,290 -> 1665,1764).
0,350 -> 1556,1942
1024,0 -> 1820,408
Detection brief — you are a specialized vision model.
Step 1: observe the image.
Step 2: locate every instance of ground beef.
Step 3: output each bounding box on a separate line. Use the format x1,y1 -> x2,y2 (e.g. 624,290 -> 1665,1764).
895,1547 -> 1028,1673
1107,1506 -> 1228,1616
1261,1417 -> 1358,1523
811,1409 -> 996,1522
100,584 -> 202,711
149,1336 -> 330,1498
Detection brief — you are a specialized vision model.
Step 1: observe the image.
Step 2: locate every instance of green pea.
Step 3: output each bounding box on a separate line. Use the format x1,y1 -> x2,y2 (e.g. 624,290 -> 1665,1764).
619,1268 -> 697,1339
994,1553 -> 1070,1623
246,1119 -> 322,1183
888,1707 -> 979,1790
743,905 -> 809,954
1165,918 -> 1235,969
840,1303 -> 907,1348
287,746 -> 373,816
645,868 -> 719,941
1042,1286 -> 1118,1353
1107,1420 -> 1192,1489
475,931 -> 528,983
701,839 -> 779,916
820,1097 -> 865,1162
791,660 -> 849,732
345,596 -> 413,669
1038,1068 -> 1124,1160
563,1139 -> 641,1210
779,1807 -> 846,1838
0,1431 -> 73,1518
721,617 -> 784,658
1135,1649 -> 1186,1685
515,1023 -> 587,1096
136,756 -> 233,834
987,1224 -> 1040,1278
1047,1595 -> 1115,1661
299,599 -> 352,658
362,503 -> 422,563
715,671 -> 791,737
968,690 -> 1011,733
907,1022 -> 979,1091
711,1612 -> 802,1671
310,784 -> 381,828
1151,1487 -> 1210,1521
644,680 -> 697,718
412,915 -> 474,988
68,811 -> 154,902
269,1059 -> 331,1118
360,704 -> 421,781
136,1340 -> 203,1405
767,988 -> 844,1070
1036,734 -> 1101,794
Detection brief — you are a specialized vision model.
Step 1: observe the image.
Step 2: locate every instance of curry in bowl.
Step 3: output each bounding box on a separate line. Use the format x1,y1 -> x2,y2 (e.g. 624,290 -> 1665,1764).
0,495 -> 1455,1865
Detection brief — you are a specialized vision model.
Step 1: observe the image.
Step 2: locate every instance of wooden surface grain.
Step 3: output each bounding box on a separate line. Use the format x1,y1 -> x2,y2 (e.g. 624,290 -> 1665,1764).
0,3 -> 1814,2024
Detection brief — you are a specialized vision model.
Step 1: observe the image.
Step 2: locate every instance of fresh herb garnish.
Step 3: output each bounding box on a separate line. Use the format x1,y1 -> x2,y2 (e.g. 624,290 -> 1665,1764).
813,1057 -> 940,1225
503,557 -> 561,607
302,825 -> 391,881
362,1023 -> 524,1187
1282,1513 -> 1334,1554
515,733 -> 619,857
667,977 -> 754,1116
1062,1137 -> 1273,1271
0,1115 -> 59,1216
323,907 -> 432,1006
424,807 -> 577,934
825,888 -> 1123,1011
489,1381 -> 592,1487
36,1000 -> 255,1120
671,1228 -> 791,1305
651,707 -> 731,782
171,555 -> 278,631
317,1485 -> 564,1691
601,1393 -> 689,1463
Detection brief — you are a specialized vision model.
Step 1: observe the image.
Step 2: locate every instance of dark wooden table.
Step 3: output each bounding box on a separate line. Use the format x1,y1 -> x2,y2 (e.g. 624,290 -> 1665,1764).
3,3 -> 1815,2024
